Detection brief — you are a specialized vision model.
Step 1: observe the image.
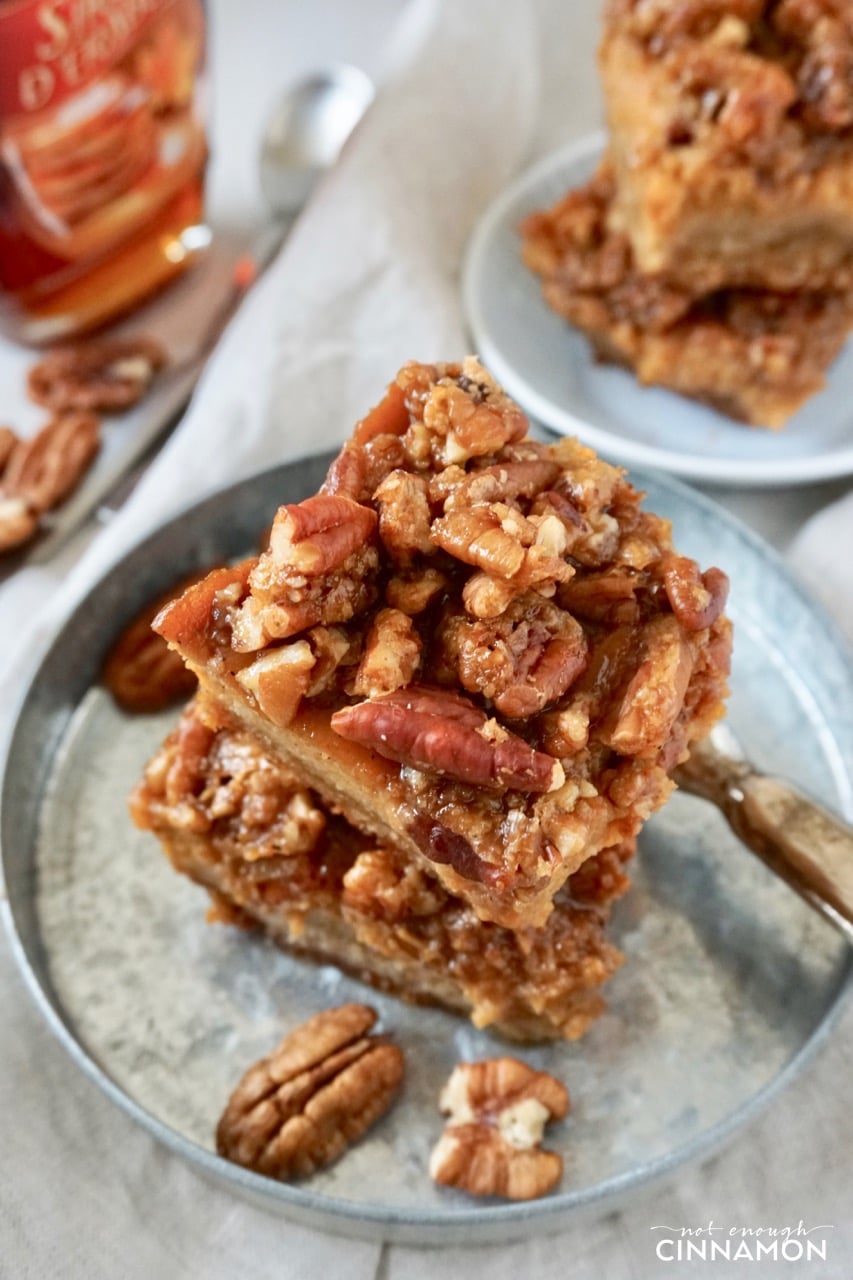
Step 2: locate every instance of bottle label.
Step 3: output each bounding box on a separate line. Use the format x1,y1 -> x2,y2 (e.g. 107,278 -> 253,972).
0,0 -> 206,280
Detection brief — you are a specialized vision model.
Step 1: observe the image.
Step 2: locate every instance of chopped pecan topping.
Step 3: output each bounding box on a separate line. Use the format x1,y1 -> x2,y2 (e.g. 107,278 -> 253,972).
3,412 -> 100,515
401,357 -> 527,468
429,1058 -> 569,1201
663,556 -> 729,631
216,1004 -> 404,1181
432,504 -> 573,605
774,0 -> 853,131
439,595 -> 588,719
374,469 -> 434,563
385,567 -> 448,615
28,337 -> 166,413
233,497 -> 380,652
353,608 -> 422,697
608,0 -> 764,44
602,615 -> 695,757
266,495 -> 378,576
322,436 -> 408,503
331,686 -> 564,793
0,494 -> 39,554
342,846 -> 447,922
235,641 -> 317,726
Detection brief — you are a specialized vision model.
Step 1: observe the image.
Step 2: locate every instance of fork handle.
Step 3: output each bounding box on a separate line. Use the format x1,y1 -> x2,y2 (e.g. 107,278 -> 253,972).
721,772 -> 853,942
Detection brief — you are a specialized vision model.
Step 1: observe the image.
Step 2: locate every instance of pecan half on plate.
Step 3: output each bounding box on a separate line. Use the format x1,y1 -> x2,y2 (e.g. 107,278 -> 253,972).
429,1058 -> 569,1201
102,573 -> 211,713
216,1003 -> 404,1181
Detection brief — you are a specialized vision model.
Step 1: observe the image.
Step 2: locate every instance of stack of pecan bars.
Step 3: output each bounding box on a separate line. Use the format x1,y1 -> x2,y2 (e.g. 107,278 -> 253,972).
522,0 -> 853,427
132,359 -> 731,1042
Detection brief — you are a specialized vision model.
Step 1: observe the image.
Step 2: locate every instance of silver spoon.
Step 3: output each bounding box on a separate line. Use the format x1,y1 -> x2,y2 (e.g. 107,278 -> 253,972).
194,64 -> 376,354
675,722 -> 853,944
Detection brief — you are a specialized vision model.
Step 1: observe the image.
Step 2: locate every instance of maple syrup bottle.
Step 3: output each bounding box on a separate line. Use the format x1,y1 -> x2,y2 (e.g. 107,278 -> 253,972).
0,0 -> 209,344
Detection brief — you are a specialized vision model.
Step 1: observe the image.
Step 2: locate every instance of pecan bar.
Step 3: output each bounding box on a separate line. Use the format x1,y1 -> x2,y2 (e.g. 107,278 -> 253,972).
521,162 -> 853,427
601,1 -> 853,293
154,360 -> 731,929
131,697 -> 632,1043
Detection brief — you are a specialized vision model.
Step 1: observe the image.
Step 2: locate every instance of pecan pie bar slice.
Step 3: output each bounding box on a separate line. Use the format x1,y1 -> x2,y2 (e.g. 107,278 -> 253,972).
154,359 -> 731,929
131,697 -> 631,1043
600,0 -> 853,293
521,162 -> 853,427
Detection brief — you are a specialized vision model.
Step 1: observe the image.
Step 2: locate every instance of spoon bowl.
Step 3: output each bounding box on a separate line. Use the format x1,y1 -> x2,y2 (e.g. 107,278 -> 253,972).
260,65 -> 375,218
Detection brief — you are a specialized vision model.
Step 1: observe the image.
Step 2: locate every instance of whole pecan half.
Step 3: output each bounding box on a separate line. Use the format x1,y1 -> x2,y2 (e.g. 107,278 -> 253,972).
3,412 -> 100,514
102,573 -> 207,713
216,1003 -> 404,1181
28,337 -> 166,413
330,686 -> 564,793
267,494 -> 378,575
429,1058 -> 569,1201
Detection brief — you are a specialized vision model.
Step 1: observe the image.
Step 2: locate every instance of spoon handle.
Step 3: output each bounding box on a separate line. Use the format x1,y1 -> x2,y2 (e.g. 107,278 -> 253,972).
678,747 -> 853,943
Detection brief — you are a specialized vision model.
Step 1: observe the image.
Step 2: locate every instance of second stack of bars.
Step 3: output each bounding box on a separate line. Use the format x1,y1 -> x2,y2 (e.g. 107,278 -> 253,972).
522,0 -> 853,428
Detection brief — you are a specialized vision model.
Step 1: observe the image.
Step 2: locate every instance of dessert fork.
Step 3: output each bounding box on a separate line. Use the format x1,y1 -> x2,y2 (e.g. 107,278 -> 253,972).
676,723 -> 853,944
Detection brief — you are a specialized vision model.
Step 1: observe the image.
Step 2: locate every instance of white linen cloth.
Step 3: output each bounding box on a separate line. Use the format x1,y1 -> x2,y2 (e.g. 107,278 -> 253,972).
1,1 -> 851,1276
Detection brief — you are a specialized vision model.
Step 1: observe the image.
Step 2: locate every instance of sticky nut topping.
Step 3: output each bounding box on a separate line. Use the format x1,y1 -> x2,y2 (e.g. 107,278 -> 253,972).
162,359 -> 730,817
216,1003 -> 404,1181
429,1058 -> 570,1201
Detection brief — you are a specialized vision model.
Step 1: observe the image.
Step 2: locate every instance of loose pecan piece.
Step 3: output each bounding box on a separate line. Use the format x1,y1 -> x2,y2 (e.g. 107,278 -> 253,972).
28,337 -> 166,412
352,608 -> 422,697
3,412 -> 100,514
216,1004 -> 404,1181
0,494 -> 39,554
0,425 -> 19,473
331,686 -> 564,793
102,574 -> 205,712
429,1058 -> 569,1201
662,556 -> 729,631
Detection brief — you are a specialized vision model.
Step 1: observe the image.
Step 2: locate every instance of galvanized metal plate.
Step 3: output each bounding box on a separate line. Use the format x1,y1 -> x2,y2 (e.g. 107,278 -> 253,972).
2,454 -> 852,1244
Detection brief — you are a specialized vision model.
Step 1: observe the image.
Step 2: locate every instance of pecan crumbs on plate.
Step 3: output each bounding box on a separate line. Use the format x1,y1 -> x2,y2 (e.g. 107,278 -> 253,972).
216,1004 -> 404,1181
153,358 -> 731,932
429,1058 -> 569,1201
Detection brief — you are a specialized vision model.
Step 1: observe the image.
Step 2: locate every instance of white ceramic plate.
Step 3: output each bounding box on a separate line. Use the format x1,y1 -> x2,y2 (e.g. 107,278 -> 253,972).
463,133 -> 853,487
